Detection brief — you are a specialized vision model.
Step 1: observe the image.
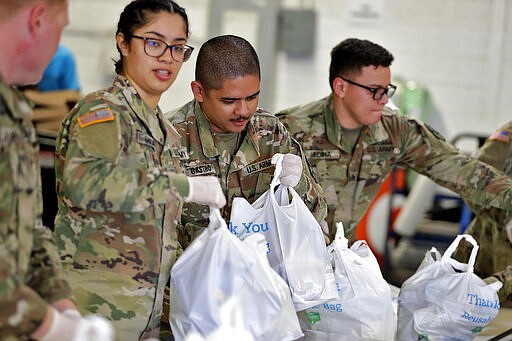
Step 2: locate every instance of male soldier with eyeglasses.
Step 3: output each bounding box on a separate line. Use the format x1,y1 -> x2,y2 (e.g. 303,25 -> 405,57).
276,38 -> 512,254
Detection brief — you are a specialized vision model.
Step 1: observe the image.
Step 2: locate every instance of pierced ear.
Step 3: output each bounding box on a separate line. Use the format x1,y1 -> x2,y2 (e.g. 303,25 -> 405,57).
191,81 -> 204,102
116,33 -> 129,56
332,77 -> 346,98
28,4 -> 46,37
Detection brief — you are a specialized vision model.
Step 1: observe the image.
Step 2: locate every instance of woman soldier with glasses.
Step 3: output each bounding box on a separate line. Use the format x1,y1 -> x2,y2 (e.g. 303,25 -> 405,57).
53,0 -> 226,339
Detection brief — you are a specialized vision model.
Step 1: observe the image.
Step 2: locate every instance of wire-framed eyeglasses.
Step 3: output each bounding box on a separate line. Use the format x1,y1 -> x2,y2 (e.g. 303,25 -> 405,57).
341,77 -> 397,100
130,34 -> 194,63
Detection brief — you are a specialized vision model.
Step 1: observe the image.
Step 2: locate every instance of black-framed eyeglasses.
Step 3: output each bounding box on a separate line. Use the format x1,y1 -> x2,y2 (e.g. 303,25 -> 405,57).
341,77 -> 397,100
130,34 -> 194,62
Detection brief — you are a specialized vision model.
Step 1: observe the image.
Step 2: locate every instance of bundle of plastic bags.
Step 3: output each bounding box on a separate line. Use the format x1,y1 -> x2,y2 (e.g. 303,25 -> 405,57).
299,222 -> 396,340
169,208 -> 302,341
229,153 -> 337,311
397,234 -> 502,340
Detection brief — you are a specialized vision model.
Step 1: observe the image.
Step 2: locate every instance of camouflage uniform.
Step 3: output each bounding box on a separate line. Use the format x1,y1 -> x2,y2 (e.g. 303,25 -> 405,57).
455,122 -> 512,303
159,100 -> 327,337
276,95 -> 512,243
53,76 -> 189,340
167,100 -> 327,249
0,75 -> 73,340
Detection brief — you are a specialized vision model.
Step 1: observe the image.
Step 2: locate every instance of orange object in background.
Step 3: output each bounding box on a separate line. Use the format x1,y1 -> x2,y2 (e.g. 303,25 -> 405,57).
356,168 -> 406,267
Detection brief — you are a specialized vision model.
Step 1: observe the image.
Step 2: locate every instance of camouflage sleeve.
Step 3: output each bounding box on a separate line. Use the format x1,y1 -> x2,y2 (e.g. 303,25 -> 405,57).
475,139 -> 509,171
489,265 -> 512,303
474,123 -> 512,172
0,156 -> 70,338
395,117 -> 512,211
465,126 -> 512,214
29,219 -> 74,303
58,108 -> 189,213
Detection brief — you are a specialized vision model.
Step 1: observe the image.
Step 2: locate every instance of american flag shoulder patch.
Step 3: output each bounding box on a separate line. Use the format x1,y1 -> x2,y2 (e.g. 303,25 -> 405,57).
77,108 -> 115,128
489,129 -> 511,143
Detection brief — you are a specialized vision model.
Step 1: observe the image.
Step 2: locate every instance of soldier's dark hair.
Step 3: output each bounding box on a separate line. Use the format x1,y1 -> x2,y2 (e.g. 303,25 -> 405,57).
195,35 -> 260,92
114,0 -> 190,74
329,38 -> 394,90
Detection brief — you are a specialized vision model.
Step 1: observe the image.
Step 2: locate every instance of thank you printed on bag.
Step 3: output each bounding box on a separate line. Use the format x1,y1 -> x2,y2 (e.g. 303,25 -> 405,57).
413,283 -> 501,339
228,203 -> 285,278
228,220 -> 271,253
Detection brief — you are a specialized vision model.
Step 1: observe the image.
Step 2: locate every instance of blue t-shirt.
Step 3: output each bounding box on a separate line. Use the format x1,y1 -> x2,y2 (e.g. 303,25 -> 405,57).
39,45 -> 80,92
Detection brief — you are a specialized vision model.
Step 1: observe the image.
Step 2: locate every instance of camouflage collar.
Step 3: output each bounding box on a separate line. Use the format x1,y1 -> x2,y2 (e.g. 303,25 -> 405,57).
0,74 -> 34,121
324,94 -> 341,148
116,75 -> 165,145
195,101 -> 220,158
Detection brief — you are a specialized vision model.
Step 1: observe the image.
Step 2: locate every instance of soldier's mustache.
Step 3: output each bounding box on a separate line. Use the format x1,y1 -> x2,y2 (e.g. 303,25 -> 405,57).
231,116 -> 250,121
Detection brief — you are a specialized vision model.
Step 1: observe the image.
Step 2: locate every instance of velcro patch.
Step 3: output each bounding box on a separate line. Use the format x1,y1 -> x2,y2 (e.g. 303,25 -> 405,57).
489,129 -> 511,143
77,108 -> 115,128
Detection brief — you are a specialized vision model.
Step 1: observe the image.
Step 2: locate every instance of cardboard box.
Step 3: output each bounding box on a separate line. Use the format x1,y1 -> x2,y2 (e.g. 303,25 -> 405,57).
24,89 -> 81,108
24,89 -> 81,133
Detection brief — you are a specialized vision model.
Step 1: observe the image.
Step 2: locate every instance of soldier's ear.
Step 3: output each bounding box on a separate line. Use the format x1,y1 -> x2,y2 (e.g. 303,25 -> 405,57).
117,32 -> 129,57
27,3 -> 46,38
191,81 -> 204,102
333,77 -> 346,98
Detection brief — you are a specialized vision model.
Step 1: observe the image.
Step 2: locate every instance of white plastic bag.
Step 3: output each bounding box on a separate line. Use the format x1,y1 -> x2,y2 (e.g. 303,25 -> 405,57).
169,208 -> 302,341
229,153 -> 337,311
184,298 -> 254,341
397,234 -> 503,341
299,222 -> 396,340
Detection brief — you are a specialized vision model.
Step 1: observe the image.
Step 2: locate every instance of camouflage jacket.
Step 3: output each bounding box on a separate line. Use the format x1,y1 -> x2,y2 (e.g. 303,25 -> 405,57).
460,121 -> 512,302
277,94 -> 512,241
53,76 -> 189,340
166,100 -> 327,249
0,75 -> 72,340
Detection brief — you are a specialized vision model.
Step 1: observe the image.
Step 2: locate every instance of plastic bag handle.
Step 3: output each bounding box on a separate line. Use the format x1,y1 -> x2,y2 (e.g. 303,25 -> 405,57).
328,222 -> 349,252
334,222 -> 346,240
442,234 -> 479,270
270,153 -> 291,206
208,207 -> 227,231
270,153 -> 284,188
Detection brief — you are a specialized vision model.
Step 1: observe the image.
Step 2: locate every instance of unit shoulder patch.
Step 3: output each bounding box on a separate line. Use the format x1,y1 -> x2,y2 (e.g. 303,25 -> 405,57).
78,108 -> 115,128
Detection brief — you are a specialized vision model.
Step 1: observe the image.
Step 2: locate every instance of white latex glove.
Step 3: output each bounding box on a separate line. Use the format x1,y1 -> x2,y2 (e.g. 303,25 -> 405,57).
185,176 -> 226,209
61,309 -> 81,319
279,153 -> 303,187
506,218 -> 512,245
39,309 -> 114,341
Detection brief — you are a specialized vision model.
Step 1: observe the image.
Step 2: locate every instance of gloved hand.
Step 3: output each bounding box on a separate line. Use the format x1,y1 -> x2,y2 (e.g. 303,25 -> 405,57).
39,309 -> 114,341
185,176 -> 226,209
279,153 -> 303,187
506,218 -> 512,245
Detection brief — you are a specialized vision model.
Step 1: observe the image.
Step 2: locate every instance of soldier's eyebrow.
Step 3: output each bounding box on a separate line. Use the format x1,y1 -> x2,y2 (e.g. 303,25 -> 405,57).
219,90 -> 260,101
141,30 -> 187,44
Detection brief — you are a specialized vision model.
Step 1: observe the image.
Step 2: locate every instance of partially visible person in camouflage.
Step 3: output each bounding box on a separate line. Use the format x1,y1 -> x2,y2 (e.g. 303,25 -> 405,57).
276,38 -> 512,245
160,34 -> 327,338
0,0 -> 114,340
53,1 -> 225,340
453,121 -> 512,305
